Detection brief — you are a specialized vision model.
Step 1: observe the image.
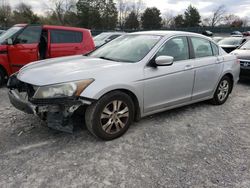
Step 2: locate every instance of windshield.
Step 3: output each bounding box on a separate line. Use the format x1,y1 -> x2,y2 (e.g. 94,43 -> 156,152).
0,26 -> 23,44
240,40 -> 250,50
89,35 -> 162,63
218,37 -> 242,46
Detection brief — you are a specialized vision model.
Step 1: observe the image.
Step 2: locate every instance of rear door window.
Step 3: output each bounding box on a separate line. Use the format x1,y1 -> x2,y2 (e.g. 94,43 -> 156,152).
50,30 -> 83,44
191,37 -> 213,58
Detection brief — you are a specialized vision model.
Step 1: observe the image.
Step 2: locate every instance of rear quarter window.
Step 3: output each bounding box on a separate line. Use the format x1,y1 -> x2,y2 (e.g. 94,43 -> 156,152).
50,29 -> 83,44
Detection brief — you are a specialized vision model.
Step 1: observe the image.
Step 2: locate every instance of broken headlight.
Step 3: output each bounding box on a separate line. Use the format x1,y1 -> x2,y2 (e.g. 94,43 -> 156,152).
33,79 -> 94,99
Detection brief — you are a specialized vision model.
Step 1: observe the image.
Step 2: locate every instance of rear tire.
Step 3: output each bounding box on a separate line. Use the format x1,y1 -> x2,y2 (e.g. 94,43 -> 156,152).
85,91 -> 135,140
210,76 -> 232,105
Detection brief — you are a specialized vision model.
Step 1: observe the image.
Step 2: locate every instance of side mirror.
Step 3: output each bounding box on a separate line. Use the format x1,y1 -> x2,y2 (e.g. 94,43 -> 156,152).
7,38 -> 13,45
155,56 -> 174,66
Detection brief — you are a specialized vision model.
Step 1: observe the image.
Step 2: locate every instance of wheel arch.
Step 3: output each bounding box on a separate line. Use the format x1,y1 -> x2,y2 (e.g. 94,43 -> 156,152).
116,89 -> 141,121
93,88 -> 142,122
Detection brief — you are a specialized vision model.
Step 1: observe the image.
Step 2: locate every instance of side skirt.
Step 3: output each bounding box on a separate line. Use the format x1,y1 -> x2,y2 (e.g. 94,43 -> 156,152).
142,96 -> 213,118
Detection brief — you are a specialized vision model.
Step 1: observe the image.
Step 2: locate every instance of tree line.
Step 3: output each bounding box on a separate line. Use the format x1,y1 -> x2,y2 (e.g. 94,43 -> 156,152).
0,0 -> 249,30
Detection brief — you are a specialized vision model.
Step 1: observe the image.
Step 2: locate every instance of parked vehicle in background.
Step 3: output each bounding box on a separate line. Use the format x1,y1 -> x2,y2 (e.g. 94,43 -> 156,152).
243,31 -> 250,36
202,30 -> 213,37
231,31 -> 243,36
8,31 -> 240,140
0,30 -> 5,35
94,32 -> 125,48
212,37 -> 223,43
218,37 -> 247,53
231,40 -> 250,79
0,24 -> 95,86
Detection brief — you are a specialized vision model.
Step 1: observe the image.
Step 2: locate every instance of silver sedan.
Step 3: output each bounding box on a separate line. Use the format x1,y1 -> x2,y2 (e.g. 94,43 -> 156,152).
8,31 -> 240,140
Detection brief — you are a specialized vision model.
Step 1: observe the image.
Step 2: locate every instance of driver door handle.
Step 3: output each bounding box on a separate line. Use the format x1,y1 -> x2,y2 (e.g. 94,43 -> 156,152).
184,64 -> 193,70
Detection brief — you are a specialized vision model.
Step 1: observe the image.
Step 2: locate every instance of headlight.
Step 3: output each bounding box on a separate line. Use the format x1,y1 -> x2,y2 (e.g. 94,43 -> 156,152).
33,79 -> 94,99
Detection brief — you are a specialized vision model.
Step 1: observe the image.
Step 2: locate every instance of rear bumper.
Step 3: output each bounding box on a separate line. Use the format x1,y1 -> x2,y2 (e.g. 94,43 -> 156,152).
8,90 -> 36,114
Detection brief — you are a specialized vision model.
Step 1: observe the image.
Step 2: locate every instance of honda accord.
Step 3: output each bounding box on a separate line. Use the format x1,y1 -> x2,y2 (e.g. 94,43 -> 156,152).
8,31 -> 240,140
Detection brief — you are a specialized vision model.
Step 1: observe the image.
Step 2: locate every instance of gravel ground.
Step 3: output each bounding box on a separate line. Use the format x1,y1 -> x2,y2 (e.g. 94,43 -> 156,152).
0,82 -> 250,188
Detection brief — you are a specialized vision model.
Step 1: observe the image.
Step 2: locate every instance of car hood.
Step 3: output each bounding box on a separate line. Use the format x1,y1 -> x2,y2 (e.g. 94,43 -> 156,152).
231,49 -> 250,60
17,55 -> 130,86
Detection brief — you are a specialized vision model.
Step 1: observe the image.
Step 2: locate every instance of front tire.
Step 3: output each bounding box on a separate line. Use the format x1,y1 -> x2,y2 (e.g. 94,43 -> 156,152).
210,76 -> 232,105
85,91 -> 135,140
0,68 -> 6,86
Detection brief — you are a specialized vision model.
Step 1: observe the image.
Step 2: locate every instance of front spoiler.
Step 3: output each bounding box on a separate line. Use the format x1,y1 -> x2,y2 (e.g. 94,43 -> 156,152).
8,90 -> 36,114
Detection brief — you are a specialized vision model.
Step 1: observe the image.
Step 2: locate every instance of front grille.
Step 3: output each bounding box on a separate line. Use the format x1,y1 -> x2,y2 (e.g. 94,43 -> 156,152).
29,97 -> 80,106
240,60 -> 250,67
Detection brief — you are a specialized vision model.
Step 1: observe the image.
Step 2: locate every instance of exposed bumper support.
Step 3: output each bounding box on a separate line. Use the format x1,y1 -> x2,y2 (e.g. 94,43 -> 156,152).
8,89 -> 91,133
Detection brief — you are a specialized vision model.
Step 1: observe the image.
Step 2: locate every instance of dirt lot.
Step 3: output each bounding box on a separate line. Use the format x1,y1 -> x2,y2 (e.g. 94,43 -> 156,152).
0,82 -> 250,188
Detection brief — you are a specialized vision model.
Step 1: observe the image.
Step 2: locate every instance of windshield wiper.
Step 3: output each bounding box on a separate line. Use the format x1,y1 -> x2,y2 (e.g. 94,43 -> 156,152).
99,56 -> 135,63
99,56 -> 119,62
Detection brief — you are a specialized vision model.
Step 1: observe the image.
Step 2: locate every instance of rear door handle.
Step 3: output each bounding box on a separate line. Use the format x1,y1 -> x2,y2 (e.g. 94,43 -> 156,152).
216,57 -> 224,64
184,65 -> 193,70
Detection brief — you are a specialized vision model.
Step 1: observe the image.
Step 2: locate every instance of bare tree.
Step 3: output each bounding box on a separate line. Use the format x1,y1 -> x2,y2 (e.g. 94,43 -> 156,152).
162,11 -> 174,28
201,17 -> 210,27
44,0 -> 77,25
12,2 -> 40,24
131,0 -> 145,16
210,5 -> 226,27
223,14 -> 240,26
0,0 -> 12,27
242,17 -> 250,27
117,0 -> 131,28
116,0 -> 145,29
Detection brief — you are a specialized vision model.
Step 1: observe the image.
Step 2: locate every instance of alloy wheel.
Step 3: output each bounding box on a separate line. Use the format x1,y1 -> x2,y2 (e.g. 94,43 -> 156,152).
100,100 -> 129,134
217,80 -> 229,102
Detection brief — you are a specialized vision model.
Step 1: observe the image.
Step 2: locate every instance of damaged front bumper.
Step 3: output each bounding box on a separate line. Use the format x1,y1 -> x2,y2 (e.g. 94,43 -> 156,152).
7,75 -> 93,133
8,89 -> 36,114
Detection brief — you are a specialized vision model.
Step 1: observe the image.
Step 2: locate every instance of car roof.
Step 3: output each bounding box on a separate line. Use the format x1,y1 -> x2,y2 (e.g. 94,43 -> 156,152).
43,25 -> 90,32
13,24 -> 90,32
129,30 -> 209,38
98,32 -> 126,35
14,24 -> 28,27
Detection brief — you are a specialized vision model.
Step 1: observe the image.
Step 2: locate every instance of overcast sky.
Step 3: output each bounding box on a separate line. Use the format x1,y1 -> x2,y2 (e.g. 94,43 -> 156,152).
8,0 -> 250,18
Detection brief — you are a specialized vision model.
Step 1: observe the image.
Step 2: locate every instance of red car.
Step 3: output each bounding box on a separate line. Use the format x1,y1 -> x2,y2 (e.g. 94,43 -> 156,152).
0,24 -> 95,85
